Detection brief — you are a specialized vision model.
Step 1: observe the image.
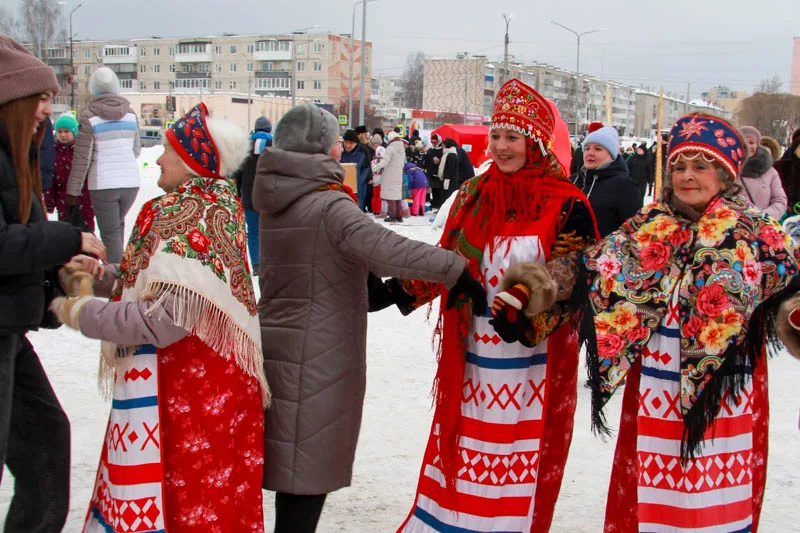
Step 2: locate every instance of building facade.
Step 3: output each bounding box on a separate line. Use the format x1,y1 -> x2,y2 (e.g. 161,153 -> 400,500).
791,36 -> 800,96
41,32 -> 372,124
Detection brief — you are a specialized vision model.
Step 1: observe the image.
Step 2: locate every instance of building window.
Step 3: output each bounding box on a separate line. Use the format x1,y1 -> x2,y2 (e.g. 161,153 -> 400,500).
297,80 -> 304,90
120,79 -> 133,89
84,65 -> 90,75
313,61 -> 322,72
173,78 -> 209,89
256,78 -> 290,90
313,80 -> 322,90
296,44 -> 304,55
230,63 -> 237,73
215,80 -> 222,89
314,42 -> 323,53
139,64 -> 146,73
198,63 -> 209,73
182,64 -> 192,73
246,63 -> 253,72
229,80 -> 236,89
247,44 -> 254,54
84,49 -> 90,58
215,63 -> 222,73
214,45 -> 222,54
169,64 -> 176,73
139,81 -> 146,90
153,64 -> 160,73
177,43 -> 210,54
230,45 -> 237,54
296,61 -> 305,72
140,47 -> 146,56
153,48 -> 160,56
280,62 -> 289,71
255,40 -> 291,52
169,47 -> 175,55
262,62 -> 272,71
154,81 -> 160,90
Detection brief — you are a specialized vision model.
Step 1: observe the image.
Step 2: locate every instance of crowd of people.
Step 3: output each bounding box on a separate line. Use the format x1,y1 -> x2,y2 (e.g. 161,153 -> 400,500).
3,34 -> 800,533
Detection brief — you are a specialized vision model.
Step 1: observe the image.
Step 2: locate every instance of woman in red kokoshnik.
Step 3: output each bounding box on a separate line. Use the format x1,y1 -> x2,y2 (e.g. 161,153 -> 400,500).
386,78 -> 599,532
52,103 -> 269,532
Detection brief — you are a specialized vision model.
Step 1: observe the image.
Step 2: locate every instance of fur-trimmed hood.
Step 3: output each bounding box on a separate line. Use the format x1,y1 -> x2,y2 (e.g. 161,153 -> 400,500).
741,145 -> 774,178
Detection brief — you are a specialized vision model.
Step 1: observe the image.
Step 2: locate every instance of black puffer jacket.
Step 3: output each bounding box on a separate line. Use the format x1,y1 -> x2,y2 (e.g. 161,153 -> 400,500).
571,155 -> 641,237
0,120 -> 82,334
775,140 -> 800,217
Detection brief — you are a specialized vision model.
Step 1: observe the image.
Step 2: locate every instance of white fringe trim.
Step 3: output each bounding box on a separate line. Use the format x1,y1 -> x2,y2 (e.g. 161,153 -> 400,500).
98,281 -> 270,407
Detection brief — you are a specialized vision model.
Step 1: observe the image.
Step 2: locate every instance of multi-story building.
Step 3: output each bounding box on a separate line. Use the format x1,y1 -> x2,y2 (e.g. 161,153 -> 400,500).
633,91 -> 729,139
791,37 -> 800,96
701,86 -> 749,116
423,56 -> 637,134
42,32 -> 372,125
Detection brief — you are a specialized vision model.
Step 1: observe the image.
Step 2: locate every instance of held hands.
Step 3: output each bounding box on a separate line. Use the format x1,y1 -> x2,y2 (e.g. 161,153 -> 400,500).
50,259 -> 97,330
489,283 -> 532,344
488,262 -> 558,344
445,268 -> 487,316
81,232 -> 107,263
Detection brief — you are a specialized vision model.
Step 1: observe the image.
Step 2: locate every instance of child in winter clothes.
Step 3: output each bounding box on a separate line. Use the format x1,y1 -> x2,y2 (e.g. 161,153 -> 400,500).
44,113 -> 95,230
404,161 -> 428,215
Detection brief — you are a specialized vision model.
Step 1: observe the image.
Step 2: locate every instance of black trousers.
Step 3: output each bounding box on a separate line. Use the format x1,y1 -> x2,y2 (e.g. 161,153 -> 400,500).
0,334 -> 70,533
274,492 -> 327,533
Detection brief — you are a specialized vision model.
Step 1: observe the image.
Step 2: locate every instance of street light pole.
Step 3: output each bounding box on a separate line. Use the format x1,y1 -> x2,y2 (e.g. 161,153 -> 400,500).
550,21 -> 606,138
69,3 -> 82,111
358,0 -> 369,128
501,13 -> 512,87
462,52 -> 469,124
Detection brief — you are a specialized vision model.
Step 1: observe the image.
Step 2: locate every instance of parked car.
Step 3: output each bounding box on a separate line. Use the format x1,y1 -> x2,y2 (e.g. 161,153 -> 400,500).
139,127 -> 163,147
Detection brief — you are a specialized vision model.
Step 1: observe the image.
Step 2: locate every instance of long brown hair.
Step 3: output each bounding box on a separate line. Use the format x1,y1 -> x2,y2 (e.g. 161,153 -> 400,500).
0,94 -> 45,223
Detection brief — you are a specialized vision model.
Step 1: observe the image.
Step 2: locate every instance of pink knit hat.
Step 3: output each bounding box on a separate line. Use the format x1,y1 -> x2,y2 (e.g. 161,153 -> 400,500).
0,35 -> 59,106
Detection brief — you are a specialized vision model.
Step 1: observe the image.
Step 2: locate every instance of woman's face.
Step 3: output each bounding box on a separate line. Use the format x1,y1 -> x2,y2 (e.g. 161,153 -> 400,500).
330,140 -> 343,160
583,143 -> 613,169
670,154 -> 723,211
489,128 -> 527,174
156,144 -> 193,192
33,93 -> 53,134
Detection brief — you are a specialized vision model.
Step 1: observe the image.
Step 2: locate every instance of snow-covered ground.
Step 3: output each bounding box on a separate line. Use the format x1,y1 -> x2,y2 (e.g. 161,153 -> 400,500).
2,147 -> 799,531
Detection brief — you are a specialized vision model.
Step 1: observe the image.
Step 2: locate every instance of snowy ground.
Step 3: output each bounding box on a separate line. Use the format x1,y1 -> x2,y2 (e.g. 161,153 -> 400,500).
2,147 -> 799,531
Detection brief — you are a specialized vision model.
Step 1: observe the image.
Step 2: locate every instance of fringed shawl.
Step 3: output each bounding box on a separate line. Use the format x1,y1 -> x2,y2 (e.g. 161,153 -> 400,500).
583,191 -> 799,458
103,176 -> 269,405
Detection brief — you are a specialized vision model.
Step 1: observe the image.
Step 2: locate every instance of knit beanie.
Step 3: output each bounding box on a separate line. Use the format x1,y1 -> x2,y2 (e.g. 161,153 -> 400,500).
0,35 -> 59,106
343,129 -> 359,143
582,126 -> 619,158
254,116 -> 272,132
370,133 -> 383,145
89,67 -> 120,96
55,113 -> 79,137
739,125 -> 761,144
274,104 -> 339,155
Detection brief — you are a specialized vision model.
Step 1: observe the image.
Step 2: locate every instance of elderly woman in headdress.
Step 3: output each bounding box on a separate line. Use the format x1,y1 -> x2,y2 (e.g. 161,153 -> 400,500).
52,103 -> 269,532
387,78 -> 600,533
507,113 -> 800,531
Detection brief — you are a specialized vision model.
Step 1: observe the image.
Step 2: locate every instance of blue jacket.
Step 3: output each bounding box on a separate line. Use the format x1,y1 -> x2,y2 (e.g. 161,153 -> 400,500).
340,146 -> 370,185
404,162 -> 428,190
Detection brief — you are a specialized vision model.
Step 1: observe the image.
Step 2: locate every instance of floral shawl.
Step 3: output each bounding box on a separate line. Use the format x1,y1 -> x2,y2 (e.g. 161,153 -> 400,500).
583,191 -> 798,456
104,176 -> 269,404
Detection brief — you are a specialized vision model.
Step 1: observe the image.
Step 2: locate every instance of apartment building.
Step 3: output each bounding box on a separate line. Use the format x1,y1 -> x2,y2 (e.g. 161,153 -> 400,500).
43,32 -> 372,118
791,37 -> 800,96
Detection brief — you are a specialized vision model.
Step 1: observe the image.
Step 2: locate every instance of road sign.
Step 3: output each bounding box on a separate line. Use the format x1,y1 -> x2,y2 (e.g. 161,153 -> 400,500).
338,115 -> 348,125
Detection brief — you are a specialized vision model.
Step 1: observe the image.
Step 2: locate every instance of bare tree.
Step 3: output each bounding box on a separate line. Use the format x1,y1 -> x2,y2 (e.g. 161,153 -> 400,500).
402,51 -> 425,109
758,75 -> 783,95
0,8 -> 20,39
17,0 -> 65,58
736,92 -> 800,145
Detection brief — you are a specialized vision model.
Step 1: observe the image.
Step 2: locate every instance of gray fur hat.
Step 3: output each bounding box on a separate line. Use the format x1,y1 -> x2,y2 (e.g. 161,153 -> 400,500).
274,104 -> 339,155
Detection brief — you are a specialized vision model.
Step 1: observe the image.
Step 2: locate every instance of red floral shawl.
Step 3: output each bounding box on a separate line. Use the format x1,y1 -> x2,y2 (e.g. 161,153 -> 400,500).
583,191 -> 799,457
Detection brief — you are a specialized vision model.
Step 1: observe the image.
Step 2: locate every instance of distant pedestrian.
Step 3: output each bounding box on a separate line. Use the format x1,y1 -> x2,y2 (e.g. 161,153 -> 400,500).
68,66 -> 141,263
739,125 -> 787,219
405,161 -> 428,215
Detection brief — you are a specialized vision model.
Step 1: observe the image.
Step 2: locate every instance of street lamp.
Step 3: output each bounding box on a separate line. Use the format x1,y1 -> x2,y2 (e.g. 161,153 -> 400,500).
357,0 -> 379,129
69,4 -> 82,111
550,21 -> 606,138
501,13 -> 512,87
348,0 -> 376,129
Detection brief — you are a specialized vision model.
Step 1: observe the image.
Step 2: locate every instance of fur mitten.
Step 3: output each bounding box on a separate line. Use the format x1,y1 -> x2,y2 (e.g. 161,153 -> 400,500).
58,261 -> 95,297
499,262 -> 558,317
50,295 -> 93,330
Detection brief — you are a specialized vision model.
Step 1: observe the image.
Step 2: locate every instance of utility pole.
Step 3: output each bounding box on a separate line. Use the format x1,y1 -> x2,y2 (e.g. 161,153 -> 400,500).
684,82 -> 691,114
501,13 -> 512,87
247,73 -> 252,130
290,37 -> 296,107
358,0 -> 368,127
69,4 -> 82,111
462,52 -> 469,124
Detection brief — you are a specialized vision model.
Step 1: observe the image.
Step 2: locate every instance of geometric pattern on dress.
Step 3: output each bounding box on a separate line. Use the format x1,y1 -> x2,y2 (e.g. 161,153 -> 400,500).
638,451 -> 752,492
457,449 -> 540,485
124,367 -> 153,382
638,387 -> 681,420
95,478 -> 161,533
472,332 -> 503,346
109,422 -> 161,452
462,378 -> 545,410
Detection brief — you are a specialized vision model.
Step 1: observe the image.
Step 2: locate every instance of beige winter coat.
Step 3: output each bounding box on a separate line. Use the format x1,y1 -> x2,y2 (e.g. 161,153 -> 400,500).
376,135 -> 406,200
252,147 -> 465,495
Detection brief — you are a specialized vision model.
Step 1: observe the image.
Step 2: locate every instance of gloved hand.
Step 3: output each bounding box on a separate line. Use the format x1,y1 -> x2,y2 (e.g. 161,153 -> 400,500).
498,262 -> 558,317
367,273 -> 394,312
445,268 -> 487,316
49,295 -> 93,330
58,260 -> 96,297
777,292 -> 800,360
489,283 -> 532,345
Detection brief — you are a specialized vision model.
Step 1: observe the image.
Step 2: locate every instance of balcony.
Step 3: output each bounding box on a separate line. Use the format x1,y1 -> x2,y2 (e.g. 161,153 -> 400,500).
175,52 -> 211,63
254,40 -> 292,62
176,71 -> 211,79
255,70 -> 291,79
103,46 -> 137,65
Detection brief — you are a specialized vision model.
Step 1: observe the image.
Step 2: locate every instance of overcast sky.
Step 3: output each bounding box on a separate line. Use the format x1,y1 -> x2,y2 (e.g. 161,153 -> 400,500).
4,0 -> 798,98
